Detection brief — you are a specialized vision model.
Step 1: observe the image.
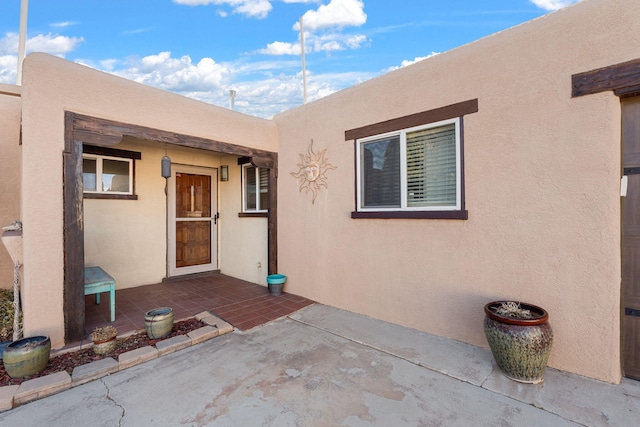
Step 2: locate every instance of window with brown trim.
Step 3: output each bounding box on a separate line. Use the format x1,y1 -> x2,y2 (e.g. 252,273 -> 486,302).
242,164 -> 269,213
346,99 -> 477,220
82,145 -> 140,200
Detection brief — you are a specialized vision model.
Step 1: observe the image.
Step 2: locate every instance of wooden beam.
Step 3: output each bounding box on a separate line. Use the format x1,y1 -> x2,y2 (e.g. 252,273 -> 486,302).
63,112 -> 86,342
345,99 -> 479,141
267,161 -> 278,275
71,112 -> 276,158
250,155 -> 275,169
572,58 -> 640,98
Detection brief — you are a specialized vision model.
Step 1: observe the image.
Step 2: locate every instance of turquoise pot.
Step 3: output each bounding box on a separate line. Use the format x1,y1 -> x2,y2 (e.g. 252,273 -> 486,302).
266,274 -> 286,296
0,340 -> 12,360
484,302 -> 553,384
3,336 -> 51,378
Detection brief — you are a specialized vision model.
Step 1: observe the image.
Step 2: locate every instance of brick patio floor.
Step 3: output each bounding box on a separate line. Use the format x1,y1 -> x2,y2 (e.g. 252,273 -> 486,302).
84,272 -> 314,339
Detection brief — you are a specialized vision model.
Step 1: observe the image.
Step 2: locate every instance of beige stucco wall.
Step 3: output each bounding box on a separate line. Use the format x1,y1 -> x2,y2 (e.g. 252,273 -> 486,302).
274,0 -> 636,383
217,154 -> 270,285
0,86 -> 22,289
84,146 -> 269,289
20,54 -> 276,347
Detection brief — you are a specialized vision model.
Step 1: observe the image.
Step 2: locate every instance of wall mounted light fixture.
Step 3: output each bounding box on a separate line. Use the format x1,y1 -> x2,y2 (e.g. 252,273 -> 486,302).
220,165 -> 229,181
161,155 -> 171,179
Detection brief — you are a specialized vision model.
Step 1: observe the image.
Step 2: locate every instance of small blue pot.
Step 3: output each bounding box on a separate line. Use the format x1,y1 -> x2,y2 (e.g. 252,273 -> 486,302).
266,274 -> 286,296
266,274 -> 287,285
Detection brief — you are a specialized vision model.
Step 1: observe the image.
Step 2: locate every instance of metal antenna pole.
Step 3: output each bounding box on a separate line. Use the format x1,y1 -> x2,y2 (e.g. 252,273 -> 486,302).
17,0 -> 29,85
300,16 -> 307,104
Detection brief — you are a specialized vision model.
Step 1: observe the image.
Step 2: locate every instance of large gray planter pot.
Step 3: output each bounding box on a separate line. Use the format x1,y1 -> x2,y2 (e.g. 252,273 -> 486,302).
3,335 -> 51,378
484,301 -> 553,384
145,307 -> 174,339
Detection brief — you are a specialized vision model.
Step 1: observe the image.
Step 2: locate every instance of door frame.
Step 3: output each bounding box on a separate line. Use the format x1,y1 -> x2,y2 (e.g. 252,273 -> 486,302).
167,164 -> 218,277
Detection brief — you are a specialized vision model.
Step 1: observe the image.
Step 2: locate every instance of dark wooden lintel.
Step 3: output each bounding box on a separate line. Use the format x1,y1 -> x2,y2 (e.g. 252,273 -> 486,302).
70,112 -> 276,160
615,84 -> 640,99
83,144 -> 142,160
250,155 -> 275,170
345,99 -> 479,141
572,58 -> 640,98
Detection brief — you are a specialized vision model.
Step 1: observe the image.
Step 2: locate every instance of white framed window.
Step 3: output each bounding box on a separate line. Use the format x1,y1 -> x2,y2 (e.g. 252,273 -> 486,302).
242,164 -> 269,212
83,154 -> 134,195
356,118 -> 461,212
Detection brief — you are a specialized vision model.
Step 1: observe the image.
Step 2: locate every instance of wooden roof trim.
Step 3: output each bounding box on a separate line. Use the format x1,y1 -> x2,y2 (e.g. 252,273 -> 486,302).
572,57 -> 640,98
344,99 -> 478,141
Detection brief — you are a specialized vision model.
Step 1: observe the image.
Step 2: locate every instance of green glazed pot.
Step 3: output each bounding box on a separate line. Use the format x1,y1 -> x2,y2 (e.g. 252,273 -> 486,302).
484,302 -> 553,384
3,336 -> 51,378
145,307 -> 174,339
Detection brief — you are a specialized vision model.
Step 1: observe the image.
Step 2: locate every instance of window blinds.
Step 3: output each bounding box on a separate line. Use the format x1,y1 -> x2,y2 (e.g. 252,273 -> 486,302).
406,123 -> 457,207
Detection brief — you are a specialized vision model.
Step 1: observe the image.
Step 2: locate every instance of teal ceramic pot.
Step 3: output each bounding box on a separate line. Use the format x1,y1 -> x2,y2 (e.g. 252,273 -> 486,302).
3,336 -> 51,378
0,340 -> 11,360
484,301 -> 553,384
145,307 -> 174,339
266,274 -> 286,296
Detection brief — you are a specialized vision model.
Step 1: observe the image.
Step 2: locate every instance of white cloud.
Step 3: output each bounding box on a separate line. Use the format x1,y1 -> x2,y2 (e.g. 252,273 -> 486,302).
259,41 -> 301,55
259,32 -> 366,56
173,0 -> 273,19
51,21 -> 77,29
529,0 -> 581,11
77,48 -> 371,118
260,0 -> 368,57
297,0 -> 366,31
27,33 -> 84,56
113,51 -> 228,91
384,53 -> 439,73
0,32 -> 83,56
0,55 -> 17,84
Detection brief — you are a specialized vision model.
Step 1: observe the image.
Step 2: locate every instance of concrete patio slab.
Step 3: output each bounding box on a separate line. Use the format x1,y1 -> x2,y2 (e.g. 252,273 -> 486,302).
0,304 -> 638,426
290,304 -> 494,386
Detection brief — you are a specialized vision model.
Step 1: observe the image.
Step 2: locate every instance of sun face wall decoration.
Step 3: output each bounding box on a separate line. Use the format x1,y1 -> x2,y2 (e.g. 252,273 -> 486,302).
290,139 -> 337,204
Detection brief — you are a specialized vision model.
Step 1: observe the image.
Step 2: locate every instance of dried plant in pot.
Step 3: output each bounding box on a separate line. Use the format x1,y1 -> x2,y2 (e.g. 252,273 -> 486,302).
484,301 -> 553,384
0,289 -> 23,359
91,325 -> 118,355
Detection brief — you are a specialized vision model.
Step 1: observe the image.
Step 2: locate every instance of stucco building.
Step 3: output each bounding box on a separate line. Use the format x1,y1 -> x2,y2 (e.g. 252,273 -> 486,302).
1,0 -> 639,384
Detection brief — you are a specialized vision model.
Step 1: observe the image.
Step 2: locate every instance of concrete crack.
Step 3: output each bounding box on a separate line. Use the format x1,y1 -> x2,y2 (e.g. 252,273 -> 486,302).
101,378 -> 126,426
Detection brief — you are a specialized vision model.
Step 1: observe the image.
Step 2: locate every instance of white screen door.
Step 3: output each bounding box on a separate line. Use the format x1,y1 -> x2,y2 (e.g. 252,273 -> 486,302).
168,165 -> 218,276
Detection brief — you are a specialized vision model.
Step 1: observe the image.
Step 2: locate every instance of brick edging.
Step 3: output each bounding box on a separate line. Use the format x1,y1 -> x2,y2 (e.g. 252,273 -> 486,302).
0,312 -> 233,411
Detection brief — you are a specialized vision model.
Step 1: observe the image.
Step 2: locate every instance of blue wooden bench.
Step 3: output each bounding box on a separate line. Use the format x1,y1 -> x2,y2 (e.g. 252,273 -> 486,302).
84,266 -> 116,322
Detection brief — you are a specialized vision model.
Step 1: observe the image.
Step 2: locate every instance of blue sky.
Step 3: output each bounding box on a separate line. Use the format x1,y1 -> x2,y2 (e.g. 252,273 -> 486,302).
0,0 -> 582,118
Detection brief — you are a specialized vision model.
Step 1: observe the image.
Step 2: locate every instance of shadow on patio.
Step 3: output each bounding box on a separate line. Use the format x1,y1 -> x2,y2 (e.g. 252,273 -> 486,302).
84,272 -> 314,341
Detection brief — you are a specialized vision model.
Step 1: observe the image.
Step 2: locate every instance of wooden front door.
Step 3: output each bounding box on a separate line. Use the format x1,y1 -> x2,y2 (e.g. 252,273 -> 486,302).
168,165 -> 218,276
622,96 -> 640,379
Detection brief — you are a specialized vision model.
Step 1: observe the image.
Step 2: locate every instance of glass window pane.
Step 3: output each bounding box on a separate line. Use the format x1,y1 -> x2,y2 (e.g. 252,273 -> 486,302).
103,159 -> 130,193
406,124 -> 456,207
361,136 -> 401,208
259,168 -> 269,210
83,158 -> 97,191
244,166 -> 257,210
